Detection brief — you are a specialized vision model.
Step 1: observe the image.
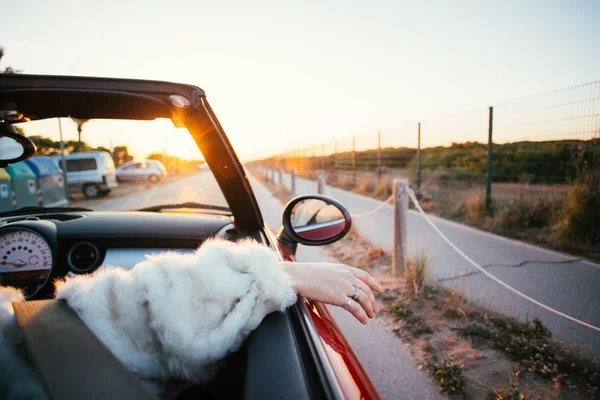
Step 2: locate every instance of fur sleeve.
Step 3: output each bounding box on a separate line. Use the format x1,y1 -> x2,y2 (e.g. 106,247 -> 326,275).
55,239 -> 297,383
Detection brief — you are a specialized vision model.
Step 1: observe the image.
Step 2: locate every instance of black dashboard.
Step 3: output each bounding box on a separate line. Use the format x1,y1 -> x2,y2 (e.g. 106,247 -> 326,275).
0,211 -> 241,299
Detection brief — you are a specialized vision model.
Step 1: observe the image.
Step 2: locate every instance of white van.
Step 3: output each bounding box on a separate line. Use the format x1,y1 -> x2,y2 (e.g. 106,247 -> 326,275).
50,151 -> 118,199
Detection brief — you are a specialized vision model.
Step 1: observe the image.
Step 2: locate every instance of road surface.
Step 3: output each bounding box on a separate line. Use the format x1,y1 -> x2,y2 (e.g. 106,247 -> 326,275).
78,171 -> 443,400
78,173 -> 228,211
249,174 -> 445,400
271,170 -> 600,355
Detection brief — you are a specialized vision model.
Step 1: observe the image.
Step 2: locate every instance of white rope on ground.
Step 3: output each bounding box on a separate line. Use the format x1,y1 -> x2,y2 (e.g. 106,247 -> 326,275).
407,187 -> 600,334
323,185 -> 393,218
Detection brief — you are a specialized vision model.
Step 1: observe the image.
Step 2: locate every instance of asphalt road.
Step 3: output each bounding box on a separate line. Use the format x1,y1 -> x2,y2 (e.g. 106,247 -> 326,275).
272,170 -> 600,355
78,171 -> 443,399
249,174 -> 445,400
79,172 -> 228,211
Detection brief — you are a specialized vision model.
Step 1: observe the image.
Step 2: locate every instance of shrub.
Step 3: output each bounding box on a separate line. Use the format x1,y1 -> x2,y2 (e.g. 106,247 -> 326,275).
405,251 -> 431,296
356,180 -> 376,194
427,359 -> 465,395
465,194 -> 487,223
494,199 -> 559,231
452,324 -> 491,340
488,385 -> 527,400
554,172 -> 600,247
374,183 -> 392,198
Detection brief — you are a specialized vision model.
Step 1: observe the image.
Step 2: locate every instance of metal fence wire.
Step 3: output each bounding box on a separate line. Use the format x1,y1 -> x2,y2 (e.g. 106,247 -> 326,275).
254,80 -> 600,213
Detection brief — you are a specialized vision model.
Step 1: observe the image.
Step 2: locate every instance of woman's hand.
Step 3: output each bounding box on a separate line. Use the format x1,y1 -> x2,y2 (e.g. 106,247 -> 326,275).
279,262 -> 383,324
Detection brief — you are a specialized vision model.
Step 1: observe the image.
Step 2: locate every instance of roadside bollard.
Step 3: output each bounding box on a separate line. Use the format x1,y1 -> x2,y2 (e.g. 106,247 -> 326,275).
317,170 -> 325,194
277,167 -> 283,187
291,168 -> 296,195
392,178 -> 409,276
270,166 -> 275,183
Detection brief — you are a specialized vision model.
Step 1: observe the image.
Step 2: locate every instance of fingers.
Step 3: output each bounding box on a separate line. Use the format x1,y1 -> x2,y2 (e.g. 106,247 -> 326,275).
343,297 -> 368,324
349,267 -> 383,293
355,280 -> 378,315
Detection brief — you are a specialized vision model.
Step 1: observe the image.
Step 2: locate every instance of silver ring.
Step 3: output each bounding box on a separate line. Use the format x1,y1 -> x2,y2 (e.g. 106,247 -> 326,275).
342,298 -> 353,311
350,285 -> 361,302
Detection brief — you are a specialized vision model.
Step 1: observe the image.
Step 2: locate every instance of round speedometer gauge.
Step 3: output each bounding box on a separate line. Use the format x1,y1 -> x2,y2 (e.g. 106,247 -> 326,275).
0,229 -> 53,298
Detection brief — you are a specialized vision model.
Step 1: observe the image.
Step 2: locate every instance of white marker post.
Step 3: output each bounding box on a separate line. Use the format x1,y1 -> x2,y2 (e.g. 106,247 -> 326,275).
317,170 -> 325,194
290,168 -> 296,195
393,178 -> 409,275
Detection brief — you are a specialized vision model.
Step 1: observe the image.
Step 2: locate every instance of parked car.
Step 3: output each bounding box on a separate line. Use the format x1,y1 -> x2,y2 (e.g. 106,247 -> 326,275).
0,74 -> 380,400
117,159 -> 167,183
49,151 -> 118,199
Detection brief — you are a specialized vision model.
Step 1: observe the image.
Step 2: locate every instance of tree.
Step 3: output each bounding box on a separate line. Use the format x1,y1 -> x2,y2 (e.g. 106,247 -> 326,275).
147,153 -> 164,162
72,118 -> 90,143
28,136 -> 60,155
112,146 -> 133,167
0,47 -> 22,74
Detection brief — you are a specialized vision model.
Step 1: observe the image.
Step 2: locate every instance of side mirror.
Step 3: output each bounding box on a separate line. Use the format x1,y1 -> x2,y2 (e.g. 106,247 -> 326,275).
277,195 -> 352,254
0,124 -> 36,168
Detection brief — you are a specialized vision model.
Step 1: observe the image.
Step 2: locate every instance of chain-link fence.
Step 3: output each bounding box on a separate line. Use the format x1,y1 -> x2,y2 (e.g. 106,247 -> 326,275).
255,80 -> 599,202
252,80 -> 600,258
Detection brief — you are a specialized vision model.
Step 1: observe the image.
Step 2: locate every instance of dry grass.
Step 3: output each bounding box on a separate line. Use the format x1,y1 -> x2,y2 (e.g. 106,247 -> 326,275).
298,167 -> 599,262
404,250 -> 431,297
322,230 -> 600,399
257,167 -> 600,398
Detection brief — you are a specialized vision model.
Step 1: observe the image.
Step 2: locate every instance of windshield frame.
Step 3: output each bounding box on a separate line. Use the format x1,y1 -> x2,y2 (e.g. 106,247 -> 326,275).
0,74 -> 265,232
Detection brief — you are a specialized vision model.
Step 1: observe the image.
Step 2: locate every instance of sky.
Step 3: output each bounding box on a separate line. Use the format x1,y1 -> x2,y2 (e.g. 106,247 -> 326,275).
2,0 -> 599,161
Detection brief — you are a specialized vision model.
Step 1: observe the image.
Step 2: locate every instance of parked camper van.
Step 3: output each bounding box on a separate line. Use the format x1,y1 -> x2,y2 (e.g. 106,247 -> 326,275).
50,152 -> 118,199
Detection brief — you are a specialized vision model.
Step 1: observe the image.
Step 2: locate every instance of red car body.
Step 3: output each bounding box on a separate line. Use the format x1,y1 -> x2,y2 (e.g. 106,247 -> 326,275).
277,237 -> 381,400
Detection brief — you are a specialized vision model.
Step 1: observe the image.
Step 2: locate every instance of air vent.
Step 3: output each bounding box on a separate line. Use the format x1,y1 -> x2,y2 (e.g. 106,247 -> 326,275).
67,242 -> 100,273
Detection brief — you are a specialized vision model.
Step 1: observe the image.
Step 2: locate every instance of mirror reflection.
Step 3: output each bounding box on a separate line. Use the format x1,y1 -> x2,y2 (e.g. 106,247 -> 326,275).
0,137 -> 25,160
291,199 -> 346,240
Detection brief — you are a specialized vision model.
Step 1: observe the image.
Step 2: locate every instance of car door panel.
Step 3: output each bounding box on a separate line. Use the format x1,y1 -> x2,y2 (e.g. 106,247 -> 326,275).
243,308 -> 322,400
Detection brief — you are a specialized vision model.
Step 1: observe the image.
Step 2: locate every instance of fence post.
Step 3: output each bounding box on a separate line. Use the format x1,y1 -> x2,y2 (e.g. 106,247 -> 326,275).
291,168 -> 296,195
270,165 -> 275,184
486,106 -> 494,208
278,167 -> 283,187
392,178 -> 409,276
334,140 -> 338,177
352,136 -> 357,185
377,130 -> 382,183
417,122 -> 422,190
321,144 -> 325,171
317,170 -> 325,194
312,146 -> 316,178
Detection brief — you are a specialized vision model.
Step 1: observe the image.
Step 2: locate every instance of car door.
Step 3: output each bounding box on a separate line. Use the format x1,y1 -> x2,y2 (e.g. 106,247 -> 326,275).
135,163 -> 150,180
119,163 -> 140,181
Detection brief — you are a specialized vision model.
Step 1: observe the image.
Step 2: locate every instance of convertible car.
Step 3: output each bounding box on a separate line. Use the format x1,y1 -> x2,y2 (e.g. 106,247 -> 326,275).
0,74 -> 380,400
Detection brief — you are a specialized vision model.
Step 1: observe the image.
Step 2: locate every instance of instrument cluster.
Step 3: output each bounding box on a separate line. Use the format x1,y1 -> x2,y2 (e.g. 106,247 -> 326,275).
0,228 -> 53,298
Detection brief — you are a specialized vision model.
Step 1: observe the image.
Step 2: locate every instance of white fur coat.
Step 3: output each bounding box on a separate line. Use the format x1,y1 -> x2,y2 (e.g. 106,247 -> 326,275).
0,239 -> 297,399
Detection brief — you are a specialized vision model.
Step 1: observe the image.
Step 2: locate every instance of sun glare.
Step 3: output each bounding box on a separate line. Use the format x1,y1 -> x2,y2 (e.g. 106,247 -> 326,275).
17,117 -> 203,162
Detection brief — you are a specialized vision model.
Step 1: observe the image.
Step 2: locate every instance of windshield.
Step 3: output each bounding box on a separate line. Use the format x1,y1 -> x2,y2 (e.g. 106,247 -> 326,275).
1,117 -> 227,215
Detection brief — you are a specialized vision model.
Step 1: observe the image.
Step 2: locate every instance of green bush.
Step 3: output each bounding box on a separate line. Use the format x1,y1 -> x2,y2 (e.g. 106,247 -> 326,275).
495,199 -> 560,231
427,359 -> 465,395
555,172 -> 600,247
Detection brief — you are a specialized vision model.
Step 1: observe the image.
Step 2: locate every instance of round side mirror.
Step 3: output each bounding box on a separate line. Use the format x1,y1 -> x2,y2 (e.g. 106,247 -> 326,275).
0,136 -> 25,159
281,195 -> 352,246
0,124 -> 36,167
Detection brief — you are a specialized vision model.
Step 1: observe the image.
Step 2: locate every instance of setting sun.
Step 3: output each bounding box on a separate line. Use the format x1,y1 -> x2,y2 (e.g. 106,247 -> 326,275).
17,117 -> 203,162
